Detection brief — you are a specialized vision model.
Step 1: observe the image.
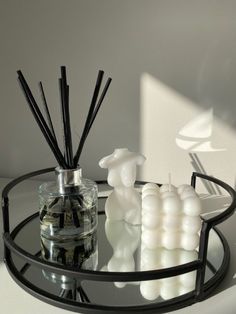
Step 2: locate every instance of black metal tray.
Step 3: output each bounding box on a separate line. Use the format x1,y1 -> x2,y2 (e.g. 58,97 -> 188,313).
2,168 -> 236,314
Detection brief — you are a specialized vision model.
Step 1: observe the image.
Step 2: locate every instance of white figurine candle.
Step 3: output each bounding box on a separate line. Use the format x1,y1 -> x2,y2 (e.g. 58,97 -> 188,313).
99,148 -> 146,225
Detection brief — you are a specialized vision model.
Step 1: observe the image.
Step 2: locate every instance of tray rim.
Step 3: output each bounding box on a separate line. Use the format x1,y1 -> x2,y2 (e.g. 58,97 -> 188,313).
4,223 -> 230,314
2,168 -> 236,313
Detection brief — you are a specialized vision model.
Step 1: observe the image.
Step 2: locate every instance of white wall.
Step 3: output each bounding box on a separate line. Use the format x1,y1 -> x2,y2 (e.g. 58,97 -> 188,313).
1,0 -> 236,189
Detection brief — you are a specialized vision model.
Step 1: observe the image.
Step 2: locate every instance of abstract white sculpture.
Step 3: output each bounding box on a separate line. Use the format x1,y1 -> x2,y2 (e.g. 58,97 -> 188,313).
141,182 -> 202,251
99,148 -> 146,224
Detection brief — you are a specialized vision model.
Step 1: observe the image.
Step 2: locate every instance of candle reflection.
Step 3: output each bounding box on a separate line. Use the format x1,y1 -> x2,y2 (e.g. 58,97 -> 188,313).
103,218 -> 141,288
140,246 -> 197,300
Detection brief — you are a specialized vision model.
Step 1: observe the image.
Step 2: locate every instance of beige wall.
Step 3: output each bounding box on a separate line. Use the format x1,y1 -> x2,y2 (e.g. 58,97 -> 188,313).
1,0 -> 236,189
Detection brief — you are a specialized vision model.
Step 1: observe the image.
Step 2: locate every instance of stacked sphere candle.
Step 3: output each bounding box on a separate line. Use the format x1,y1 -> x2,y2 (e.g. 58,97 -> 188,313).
141,180 -> 202,251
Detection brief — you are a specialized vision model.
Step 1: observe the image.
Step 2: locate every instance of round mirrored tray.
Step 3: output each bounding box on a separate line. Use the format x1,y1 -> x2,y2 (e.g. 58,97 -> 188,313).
2,168 -> 236,313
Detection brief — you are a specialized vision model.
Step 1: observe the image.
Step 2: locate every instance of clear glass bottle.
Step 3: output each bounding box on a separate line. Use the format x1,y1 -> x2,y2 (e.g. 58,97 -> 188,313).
39,167 -> 98,241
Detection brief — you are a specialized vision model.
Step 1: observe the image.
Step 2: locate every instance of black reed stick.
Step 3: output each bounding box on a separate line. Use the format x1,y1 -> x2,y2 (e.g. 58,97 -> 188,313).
73,70 -> 104,167
39,82 -> 57,141
59,73 -> 69,166
17,67 -> 112,171
87,77 -> 112,138
59,77 -> 71,167
64,83 -> 73,168
17,71 -> 67,168
73,75 -> 112,167
59,66 -> 73,168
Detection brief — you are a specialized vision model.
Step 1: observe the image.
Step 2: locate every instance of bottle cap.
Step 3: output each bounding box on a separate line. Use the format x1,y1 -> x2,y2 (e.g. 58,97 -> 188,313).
55,167 -> 82,194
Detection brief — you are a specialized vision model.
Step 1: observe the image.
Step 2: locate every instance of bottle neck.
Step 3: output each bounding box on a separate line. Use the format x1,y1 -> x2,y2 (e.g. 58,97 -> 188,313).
55,167 -> 82,194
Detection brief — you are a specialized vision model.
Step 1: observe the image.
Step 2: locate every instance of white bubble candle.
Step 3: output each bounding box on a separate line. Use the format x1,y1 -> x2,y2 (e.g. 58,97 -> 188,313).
141,175 -> 202,251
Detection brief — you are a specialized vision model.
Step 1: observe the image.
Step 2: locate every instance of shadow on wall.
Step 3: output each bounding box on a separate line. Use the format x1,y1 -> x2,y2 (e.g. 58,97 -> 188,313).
139,73 -> 236,192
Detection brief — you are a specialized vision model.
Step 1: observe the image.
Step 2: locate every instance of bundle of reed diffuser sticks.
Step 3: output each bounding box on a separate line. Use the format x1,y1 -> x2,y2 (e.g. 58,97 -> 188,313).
17,67 -> 112,169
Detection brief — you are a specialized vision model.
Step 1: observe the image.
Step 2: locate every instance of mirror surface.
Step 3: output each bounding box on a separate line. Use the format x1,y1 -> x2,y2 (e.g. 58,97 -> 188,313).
11,195 -> 224,306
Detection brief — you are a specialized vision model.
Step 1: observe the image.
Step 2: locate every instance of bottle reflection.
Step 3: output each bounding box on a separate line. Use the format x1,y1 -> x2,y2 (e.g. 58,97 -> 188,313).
41,231 -> 98,301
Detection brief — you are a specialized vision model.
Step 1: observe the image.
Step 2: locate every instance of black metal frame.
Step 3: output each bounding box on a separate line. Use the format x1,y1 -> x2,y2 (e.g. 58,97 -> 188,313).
2,168 -> 236,313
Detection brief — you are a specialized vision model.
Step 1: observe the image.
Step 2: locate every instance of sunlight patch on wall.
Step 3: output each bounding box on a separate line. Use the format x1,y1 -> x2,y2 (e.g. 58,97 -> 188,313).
176,108 -> 226,152
140,73 -> 236,191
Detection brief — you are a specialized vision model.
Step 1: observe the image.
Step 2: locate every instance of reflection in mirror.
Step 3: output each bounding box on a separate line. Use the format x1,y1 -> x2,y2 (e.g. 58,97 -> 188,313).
102,218 -> 141,287
10,207 -> 225,306
140,247 -> 197,300
207,229 -> 224,272
102,217 -> 198,301
41,231 -> 98,301
200,194 -> 231,220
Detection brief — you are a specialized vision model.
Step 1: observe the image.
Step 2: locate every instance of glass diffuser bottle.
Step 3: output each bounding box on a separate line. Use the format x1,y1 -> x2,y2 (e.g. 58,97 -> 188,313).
39,167 -> 98,241
17,66 -> 111,244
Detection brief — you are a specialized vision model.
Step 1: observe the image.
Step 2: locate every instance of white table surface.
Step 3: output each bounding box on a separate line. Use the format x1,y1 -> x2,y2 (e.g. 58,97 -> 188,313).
0,177 -> 236,314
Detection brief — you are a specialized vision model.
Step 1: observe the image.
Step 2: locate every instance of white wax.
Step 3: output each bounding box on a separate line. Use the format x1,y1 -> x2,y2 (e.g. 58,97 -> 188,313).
141,259 -> 161,271
141,180 -> 201,252
162,196 -> 181,215
179,272 -> 196,288
181,233 -> 199,251
160,283 -> 179,300
140,281 -> 160,301
161,249 -> 179,267
182,216 -> 201,234
142,212 -> 162,229
161,191 -> 177,199
142,195 -> 162,213
141,229 -> 162,249
178,285 -> 193,296
161,276 -> 178,286
142,188 -> 160,199
162,231 -> 180,250
115,282 -> 126,288
177,184 -> 194,195
180,189 -> 197,200
183,197 -> 201,216
160,184 -> 177,193
179,250 -> 198,264
141,248 -> 162,266
142,183 -> 160,192
163,214 -> 181,231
